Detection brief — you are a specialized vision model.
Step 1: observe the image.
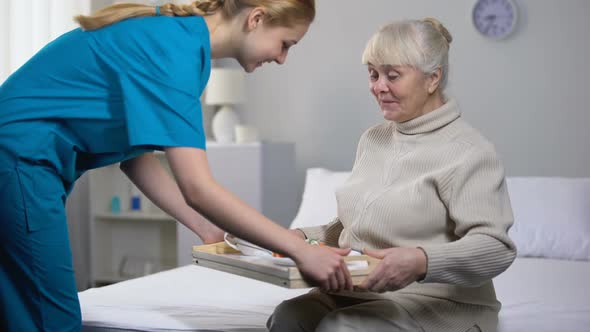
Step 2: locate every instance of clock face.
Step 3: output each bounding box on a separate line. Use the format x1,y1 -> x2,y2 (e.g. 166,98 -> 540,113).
472,0 -> 518,39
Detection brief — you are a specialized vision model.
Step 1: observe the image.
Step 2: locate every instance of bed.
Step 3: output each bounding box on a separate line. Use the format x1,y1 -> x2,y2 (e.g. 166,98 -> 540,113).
80,169 -> 590,332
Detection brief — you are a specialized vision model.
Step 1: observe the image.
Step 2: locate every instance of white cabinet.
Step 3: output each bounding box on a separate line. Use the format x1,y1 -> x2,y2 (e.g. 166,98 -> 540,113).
88,142 -> 297,286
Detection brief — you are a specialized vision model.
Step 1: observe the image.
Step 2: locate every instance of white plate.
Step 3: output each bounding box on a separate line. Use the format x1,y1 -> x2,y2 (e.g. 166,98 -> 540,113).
224,233 -> 368,269
265,256 -> 368,270
268,256 -> 296,266
224,233 -> 273,257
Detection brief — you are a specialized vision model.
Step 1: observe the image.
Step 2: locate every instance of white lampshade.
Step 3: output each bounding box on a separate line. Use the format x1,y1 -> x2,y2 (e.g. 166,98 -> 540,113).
205,68 -> 246,105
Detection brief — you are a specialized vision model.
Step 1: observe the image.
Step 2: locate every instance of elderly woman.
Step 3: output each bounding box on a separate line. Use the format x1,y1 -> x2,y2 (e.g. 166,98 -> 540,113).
267,18 -> 516,332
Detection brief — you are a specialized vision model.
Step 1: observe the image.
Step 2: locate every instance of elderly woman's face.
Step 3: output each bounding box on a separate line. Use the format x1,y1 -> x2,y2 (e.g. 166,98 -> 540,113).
368,64 -> 432,123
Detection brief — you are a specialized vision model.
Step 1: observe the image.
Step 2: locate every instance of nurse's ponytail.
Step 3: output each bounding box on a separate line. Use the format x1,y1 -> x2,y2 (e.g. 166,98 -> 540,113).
75,0 -> 223,31
75,0 -> 315,31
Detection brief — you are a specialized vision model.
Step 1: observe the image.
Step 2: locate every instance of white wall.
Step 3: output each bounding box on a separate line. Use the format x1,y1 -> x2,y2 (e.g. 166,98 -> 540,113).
0,0 -> 91,82
240,0 -> 590,195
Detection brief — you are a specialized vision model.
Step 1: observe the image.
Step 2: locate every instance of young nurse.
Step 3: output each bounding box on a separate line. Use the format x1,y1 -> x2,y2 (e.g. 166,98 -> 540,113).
0,1 -> 352,330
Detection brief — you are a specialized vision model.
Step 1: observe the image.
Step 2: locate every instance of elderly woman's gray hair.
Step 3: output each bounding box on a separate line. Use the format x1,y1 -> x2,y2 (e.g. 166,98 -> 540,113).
362,17 -> 453,91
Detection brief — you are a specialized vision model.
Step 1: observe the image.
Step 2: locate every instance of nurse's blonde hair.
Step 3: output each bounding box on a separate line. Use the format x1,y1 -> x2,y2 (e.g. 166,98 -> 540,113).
75,0 -> 315,31
362,17 -> 453,91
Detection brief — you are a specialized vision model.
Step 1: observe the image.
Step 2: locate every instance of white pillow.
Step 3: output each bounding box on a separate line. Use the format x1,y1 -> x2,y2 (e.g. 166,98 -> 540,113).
506,177 -> 590,261
290,169 -> 590,261
289,168 -> 350,229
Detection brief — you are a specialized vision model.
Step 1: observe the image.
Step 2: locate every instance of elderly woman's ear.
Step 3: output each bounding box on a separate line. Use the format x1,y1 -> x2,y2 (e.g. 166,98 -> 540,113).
427,67 -> 443,94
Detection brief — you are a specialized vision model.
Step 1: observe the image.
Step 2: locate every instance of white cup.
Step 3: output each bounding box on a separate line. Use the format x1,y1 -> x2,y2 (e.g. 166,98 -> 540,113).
234,125 -> 259,144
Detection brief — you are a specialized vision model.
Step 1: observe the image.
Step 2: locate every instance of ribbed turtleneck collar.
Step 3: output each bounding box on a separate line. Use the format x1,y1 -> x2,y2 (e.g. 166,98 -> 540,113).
395,99 -> 461,135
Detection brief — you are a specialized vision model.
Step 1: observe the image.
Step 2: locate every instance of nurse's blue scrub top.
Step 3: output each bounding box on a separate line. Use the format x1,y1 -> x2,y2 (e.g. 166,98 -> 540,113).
0,15 -> 210,192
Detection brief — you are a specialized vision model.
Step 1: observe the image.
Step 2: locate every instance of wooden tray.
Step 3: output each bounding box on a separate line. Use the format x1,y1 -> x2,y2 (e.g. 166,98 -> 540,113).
192,242 -> 380,289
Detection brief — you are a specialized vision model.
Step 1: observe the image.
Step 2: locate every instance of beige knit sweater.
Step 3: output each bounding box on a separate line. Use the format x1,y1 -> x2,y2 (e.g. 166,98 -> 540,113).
301,99 -> 516,332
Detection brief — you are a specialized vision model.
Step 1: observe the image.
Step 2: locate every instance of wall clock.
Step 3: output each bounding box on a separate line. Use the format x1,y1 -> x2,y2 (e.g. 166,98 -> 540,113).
472,0 -> 518,40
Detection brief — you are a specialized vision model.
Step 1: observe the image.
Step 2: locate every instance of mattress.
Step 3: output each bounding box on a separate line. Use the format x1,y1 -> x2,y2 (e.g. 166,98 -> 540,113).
80,257 -> 590,332
494,257 -> 590,331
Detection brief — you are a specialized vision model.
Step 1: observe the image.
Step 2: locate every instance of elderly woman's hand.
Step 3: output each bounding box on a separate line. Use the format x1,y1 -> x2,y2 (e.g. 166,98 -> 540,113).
357,247 -> 427,293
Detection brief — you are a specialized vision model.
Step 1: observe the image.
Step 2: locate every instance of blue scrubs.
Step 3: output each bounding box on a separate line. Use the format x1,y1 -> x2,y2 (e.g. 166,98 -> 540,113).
0,15 -> 210,331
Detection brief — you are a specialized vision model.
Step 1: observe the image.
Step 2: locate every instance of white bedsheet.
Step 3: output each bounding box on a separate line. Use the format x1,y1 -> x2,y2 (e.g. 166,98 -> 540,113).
81,265 -> 308,332
80,257 -> 590,332
494,258 -> 590,332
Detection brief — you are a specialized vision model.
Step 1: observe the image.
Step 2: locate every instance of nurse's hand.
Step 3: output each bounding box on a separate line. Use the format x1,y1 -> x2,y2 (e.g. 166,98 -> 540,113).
201,225 -> 225,244
292,245 -> 353,291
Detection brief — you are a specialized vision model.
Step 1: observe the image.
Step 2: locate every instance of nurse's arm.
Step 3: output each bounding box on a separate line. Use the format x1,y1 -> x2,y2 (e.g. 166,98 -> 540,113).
165,147 -> 354,291
119,153 -> 225,244
163,147 -> 303,254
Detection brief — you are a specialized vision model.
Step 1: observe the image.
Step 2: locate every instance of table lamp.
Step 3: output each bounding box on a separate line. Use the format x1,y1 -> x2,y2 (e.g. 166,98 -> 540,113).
205,68 -> 246,143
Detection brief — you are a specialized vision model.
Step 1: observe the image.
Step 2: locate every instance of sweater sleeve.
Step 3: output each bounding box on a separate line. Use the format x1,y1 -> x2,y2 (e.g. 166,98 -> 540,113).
419,145 -> 517,286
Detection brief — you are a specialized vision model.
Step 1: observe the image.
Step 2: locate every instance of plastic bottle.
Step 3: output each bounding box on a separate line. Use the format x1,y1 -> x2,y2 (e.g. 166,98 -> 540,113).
110,196 -> 121,214
129,183 -> 142,212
